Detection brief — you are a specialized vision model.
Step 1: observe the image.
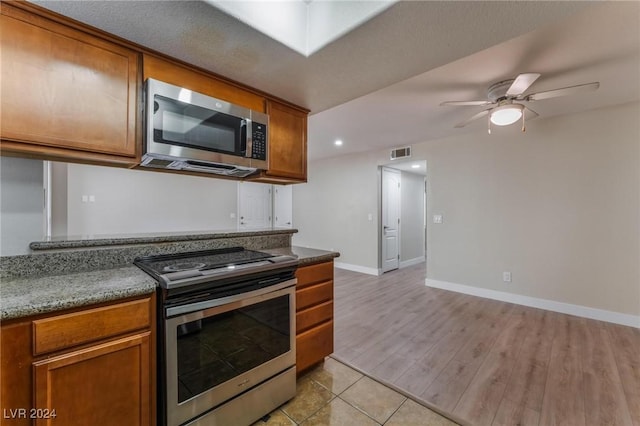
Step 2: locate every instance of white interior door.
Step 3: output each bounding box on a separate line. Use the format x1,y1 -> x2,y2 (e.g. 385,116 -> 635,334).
238,182 -> 272,229
273,185 -> 293,228
382,167 -> 401,272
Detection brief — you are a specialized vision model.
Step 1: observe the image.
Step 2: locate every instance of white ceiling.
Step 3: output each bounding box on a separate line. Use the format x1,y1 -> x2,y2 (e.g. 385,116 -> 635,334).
203,0 -> 397,56
33,1 -> 640,162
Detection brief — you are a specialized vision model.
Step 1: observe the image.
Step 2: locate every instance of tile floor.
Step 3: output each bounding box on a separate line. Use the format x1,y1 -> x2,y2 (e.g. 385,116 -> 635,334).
253,357 -> 459,425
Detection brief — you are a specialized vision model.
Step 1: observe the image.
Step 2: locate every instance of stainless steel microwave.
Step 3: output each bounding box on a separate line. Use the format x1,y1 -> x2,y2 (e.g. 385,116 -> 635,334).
141,78 -> 268,177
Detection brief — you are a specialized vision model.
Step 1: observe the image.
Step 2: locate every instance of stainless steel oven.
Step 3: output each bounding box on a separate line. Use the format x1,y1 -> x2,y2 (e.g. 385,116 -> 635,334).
134,248 -> 298,426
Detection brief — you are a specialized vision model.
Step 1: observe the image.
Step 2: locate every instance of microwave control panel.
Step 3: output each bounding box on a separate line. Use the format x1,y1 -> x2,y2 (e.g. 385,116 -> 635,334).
251,123 -> 267,161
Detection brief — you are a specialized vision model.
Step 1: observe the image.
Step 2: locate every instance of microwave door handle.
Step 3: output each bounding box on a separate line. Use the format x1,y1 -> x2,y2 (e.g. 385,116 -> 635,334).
240,119 -> 249,157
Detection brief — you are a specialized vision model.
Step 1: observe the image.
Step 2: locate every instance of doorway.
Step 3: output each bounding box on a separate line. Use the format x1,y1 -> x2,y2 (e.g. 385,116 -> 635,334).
379,161 -> 427,274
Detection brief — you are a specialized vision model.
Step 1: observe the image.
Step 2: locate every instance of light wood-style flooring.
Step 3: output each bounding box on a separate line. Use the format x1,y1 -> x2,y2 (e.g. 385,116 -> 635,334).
332,263 -> 640,426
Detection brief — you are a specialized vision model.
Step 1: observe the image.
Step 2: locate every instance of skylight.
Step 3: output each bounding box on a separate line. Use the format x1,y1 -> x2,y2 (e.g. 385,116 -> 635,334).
203,0 -> 397,57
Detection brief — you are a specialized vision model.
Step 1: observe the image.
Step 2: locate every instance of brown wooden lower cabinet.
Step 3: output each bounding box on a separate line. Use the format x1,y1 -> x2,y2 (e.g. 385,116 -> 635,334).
33,333 -> 150,426
295,261 -> 334,374
0,294 -> 155,426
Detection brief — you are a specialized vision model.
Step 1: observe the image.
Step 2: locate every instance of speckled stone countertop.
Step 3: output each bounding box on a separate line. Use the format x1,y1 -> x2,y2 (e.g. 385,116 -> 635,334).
29,228 -> 297,250
2,230 -> 295,280
0,236 -> 339,321
0,266 -> 156,321
267,246 -> 339,266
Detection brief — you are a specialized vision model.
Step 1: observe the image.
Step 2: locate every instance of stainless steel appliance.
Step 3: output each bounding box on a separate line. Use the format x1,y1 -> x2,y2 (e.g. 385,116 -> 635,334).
142,78 -> 268,177
134,247 -> 298,426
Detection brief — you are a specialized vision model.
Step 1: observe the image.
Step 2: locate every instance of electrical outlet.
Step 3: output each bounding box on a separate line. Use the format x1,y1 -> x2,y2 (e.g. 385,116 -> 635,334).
503,271 -> 512,283
433,214 -> 443,224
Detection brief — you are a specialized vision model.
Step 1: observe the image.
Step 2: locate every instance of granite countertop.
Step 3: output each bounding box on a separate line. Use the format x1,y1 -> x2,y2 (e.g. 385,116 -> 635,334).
0,245 -> 339,321
0,266 -> 157,321
29,228 -> 297,250
267,246 -> 339,266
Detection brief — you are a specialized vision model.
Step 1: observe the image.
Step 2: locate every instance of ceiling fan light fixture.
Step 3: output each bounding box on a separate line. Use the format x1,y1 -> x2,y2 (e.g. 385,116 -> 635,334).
490,103 -> 524,126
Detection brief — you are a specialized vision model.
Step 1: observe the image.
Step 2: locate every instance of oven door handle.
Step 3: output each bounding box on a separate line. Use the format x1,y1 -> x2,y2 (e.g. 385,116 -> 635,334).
166,279 -> 296,317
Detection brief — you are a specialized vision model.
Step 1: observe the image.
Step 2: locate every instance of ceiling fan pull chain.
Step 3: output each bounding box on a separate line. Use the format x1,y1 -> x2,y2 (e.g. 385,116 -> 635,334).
487,114 -> 492,134
521,112 -> 526,132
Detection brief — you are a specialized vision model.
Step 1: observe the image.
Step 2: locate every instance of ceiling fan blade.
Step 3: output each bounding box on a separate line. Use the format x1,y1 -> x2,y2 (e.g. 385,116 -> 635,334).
454,109 -> 491,128
525,82 -> 599,101
506,73 -> 541,96
440,100 -> 493,107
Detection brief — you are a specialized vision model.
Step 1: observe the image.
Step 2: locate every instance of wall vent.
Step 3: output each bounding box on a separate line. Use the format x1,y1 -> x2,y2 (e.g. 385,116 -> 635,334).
390,146 -> 411,160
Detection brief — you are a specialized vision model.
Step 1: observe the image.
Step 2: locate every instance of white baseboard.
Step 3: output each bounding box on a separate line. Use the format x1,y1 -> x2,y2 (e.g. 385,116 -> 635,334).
425,278 -> 640,329
400,256 -> 425,269
334,262 -> 381,276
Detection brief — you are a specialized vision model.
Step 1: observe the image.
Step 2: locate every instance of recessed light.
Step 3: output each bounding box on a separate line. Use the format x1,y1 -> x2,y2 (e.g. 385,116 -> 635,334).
334,139 -> 343,146
411,164 -> 420,169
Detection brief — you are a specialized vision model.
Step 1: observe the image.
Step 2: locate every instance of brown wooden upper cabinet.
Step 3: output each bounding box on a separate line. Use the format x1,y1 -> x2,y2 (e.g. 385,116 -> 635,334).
0,2 -> 308,182
142,54 -> 266,113
252,100 -> 308,183
0,3 -> 139,167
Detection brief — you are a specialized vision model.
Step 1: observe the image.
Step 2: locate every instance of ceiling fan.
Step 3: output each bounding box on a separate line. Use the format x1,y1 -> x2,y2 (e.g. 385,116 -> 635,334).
440,73 -> 599,133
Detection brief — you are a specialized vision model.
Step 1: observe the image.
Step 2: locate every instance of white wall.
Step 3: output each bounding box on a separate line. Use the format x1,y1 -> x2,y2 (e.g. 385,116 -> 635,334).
294,102 -> 640,318
65,164 -> 239,235
400,171 -> 425,263
0,157 -> 44,255
293,150 -> 380,269
0,159 -> 292,252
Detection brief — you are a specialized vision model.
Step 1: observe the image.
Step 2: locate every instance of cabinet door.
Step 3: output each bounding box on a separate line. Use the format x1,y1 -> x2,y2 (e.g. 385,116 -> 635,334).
0,5 -> 139,163
265,101 -> 308,181
1,321 -> 33,426
33,332 -> 151,426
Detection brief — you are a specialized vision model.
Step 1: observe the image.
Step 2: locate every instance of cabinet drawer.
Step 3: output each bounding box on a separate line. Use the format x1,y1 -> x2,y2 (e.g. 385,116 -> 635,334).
296,301 -> 333,333
296,320 -> 333,373
296,281 -> 333,312
33,298 -> 151,356
296,262 -> 333,289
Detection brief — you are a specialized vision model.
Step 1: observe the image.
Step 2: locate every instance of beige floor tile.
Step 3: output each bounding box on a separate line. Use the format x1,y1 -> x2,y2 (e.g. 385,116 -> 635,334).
385,399 -> 459,426
301,397 -> 380,426
340,376 -> 406,424
308,358 -> 364,395
281,376 -> 335,423
252,409 -> 296,426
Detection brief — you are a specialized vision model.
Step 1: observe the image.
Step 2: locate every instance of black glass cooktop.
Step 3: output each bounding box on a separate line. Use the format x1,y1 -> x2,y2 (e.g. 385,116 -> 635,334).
134,247 -> 273,277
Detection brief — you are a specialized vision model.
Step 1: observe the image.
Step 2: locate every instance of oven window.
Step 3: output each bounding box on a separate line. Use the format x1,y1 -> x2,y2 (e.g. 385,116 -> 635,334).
153,95 -> 244,154
175,295 -> 290,403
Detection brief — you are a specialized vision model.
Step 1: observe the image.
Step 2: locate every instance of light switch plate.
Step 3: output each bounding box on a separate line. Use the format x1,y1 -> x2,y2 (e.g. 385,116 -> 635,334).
433,214 -> 443,224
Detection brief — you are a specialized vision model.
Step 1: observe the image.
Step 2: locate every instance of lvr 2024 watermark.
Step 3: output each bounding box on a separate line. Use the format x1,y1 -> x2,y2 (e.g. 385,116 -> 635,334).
3,408 -> 57,419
